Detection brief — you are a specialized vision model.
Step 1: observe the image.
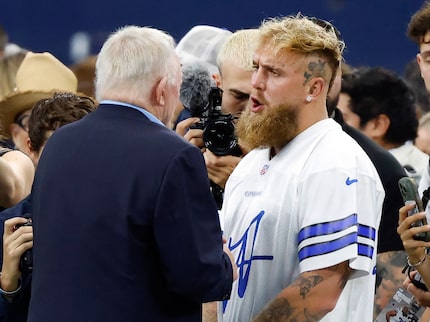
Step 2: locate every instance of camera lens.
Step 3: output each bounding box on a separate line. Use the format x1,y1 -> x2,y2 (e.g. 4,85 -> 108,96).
204,118 -> 239,156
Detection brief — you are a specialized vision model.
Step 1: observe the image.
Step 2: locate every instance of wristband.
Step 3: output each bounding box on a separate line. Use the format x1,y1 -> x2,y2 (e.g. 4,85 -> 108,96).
0,273 -> 22,298
407,254 -> 427,267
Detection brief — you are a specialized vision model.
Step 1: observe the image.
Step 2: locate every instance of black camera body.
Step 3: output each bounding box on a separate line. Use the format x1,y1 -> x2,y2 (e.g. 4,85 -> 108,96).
189,87 -> 242,157
14,216 -> 33,273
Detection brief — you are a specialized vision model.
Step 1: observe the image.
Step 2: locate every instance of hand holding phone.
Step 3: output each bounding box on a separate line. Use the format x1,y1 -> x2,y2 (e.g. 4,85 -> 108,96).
398,177 -> 430,242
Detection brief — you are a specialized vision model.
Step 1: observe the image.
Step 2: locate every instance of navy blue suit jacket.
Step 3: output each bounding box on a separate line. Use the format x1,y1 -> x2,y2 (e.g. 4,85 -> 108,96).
28,104 -> 232,322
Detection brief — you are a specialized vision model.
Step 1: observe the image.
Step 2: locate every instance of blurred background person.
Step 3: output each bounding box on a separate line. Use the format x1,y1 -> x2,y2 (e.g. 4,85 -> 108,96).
0,52 -> 81,155
415,111 -> 430,156
398,3 -> 430,320
175,29 -> 258,211
403,57 -> 430,119
327,61 -> 407,319
70,54 -> 97,98
0,141 -> 33,211
0,51 -> 27,100
341,66 -> 428,184
173,25 -> 232,127
0,52 -> 81,211
0,92 -> 96,322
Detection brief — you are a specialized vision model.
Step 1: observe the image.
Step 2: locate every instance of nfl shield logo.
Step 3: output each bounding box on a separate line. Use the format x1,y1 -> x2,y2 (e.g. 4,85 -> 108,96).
260,164 -> 269,175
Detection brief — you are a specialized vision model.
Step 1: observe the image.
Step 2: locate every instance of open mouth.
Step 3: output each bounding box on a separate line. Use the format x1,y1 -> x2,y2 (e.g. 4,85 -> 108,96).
250,97 -> 264,112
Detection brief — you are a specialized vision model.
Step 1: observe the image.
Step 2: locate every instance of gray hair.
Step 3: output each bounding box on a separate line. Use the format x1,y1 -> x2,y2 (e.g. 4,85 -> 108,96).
95,25 -> 178,101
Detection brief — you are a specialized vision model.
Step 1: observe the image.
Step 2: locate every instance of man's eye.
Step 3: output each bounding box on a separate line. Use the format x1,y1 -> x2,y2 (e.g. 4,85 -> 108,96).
233,94 -> 249,100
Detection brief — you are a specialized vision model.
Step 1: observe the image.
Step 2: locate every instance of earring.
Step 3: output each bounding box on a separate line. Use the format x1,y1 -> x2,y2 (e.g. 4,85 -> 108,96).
305,95 -> 312,103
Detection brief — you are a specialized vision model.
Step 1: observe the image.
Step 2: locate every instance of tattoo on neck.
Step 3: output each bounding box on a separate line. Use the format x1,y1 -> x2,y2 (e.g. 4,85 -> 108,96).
303,60 -> 326,85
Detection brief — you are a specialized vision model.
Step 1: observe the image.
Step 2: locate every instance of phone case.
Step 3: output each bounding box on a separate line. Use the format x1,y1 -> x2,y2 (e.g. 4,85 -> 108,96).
398,176 -> 430,242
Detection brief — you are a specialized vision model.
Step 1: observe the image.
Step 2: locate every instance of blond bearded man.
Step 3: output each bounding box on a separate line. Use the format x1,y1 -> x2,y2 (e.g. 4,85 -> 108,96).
219,15 -> 384,322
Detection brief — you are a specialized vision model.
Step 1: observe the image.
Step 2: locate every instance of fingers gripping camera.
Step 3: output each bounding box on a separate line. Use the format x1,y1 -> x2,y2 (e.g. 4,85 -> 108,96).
14,215 -> 33,273
190,87 -> 242,157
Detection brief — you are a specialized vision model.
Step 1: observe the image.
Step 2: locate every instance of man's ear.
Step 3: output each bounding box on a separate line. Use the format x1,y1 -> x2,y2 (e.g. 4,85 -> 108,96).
417,53 -> 425,78
212,73 -> 222,88
9,123 -> 21,139
26,137 -> 31,151
154,77 -> 168,106
25,137 -> 38,164
365,114 -> 390,139
307,77 -> 324,100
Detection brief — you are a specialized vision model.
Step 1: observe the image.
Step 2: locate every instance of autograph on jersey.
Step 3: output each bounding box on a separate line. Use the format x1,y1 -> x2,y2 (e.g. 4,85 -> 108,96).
228,211 -> 274,297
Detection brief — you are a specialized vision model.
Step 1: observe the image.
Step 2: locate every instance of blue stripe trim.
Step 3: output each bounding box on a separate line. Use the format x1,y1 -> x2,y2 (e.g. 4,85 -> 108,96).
298,236 -> 375,262
358,224 -> 376,241
298,232 -> 356,261
358,243 -> 374,258
298,214 -> 357,243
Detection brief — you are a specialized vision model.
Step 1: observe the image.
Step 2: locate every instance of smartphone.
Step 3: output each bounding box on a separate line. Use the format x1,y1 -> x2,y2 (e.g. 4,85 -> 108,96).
413,271 -> 429,291
398,176 -> 430,242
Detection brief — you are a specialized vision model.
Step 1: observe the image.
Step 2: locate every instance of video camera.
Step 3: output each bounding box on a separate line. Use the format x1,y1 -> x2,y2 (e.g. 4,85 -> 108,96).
187,87 -> 242,157
179,62 -> 243,209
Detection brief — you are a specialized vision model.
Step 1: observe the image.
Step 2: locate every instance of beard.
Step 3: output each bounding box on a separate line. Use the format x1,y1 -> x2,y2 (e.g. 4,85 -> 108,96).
235,103 -> 298,151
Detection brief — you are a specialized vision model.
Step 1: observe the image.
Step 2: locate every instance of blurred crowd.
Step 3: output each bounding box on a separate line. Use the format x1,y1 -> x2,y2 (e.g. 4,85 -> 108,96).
1,3 -> 430,322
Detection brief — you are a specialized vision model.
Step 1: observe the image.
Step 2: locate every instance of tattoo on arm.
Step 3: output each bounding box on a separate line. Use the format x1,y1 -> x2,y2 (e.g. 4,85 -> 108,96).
252,298 -> 297,322
303,60 -> 326,85
254,263 -> 350,322
253,298 -> 320,322
294,275 -> 323,299
304,308 -> 320,322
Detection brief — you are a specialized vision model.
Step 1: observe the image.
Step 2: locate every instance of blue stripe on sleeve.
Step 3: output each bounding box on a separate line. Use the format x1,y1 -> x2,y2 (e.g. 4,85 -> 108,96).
298,232 -> 356,261
298,214 -> 357,243
358,243 -> 374,258
358,224 -> 376,240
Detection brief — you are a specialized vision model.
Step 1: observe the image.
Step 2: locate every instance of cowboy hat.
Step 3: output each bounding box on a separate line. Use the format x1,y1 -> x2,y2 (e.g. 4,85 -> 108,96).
0,51 -> 78,136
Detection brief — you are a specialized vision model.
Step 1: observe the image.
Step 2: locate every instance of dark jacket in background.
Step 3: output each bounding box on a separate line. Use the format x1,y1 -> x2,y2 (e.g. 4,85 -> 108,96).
334,108 -> 406,252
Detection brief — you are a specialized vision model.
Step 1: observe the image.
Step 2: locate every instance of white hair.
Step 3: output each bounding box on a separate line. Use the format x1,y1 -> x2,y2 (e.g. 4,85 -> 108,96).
95,25 -> 178,101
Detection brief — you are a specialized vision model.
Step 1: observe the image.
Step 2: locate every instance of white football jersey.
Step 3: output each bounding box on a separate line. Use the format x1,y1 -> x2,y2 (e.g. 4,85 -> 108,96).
219,119 -> 384,322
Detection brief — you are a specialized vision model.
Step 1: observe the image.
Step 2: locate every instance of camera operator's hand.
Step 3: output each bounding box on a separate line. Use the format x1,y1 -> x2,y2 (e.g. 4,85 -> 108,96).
204,150 -> 242,189
175,117 -> 205,152
1,217 -> 33,292
397,202 -> 430,262
404,271 -> 430,306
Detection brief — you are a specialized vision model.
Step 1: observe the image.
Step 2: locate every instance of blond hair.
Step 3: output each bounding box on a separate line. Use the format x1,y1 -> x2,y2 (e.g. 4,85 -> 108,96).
217,29 -> 259,72
258,14 -> 344,87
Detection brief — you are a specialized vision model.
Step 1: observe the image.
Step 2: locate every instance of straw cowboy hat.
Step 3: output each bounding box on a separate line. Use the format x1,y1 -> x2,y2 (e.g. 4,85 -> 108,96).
0,51 -> 78,136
